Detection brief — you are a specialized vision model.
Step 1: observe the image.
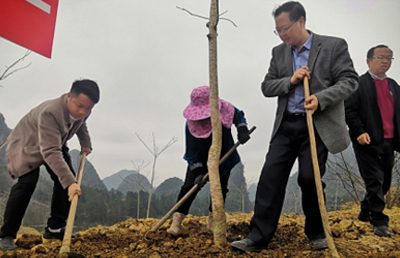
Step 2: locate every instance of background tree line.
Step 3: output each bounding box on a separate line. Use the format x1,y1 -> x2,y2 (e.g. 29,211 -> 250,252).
2,112 -> 400,233
0,157 -> 253,232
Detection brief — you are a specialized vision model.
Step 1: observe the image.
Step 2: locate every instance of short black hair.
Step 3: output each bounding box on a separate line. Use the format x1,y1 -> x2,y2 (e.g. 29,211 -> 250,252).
366,45 -> 393,59
70,79 -> 100,104
273,1 -> 306,22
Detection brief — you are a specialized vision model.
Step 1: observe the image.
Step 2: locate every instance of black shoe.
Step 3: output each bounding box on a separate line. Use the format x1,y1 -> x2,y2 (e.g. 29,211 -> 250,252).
43,226 -> 81,240
231,238 -> 269,253
0,236 -> 16,252
358,210 -> 371,222
311,238 -> 328,250
373,225 -> 391,238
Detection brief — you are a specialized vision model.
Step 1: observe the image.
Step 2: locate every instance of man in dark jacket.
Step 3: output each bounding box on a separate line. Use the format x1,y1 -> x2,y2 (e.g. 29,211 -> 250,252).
345,45 -> 399,238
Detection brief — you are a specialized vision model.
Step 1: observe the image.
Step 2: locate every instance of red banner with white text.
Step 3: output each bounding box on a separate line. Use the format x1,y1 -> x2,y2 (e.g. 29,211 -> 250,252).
0,0 -> 59,58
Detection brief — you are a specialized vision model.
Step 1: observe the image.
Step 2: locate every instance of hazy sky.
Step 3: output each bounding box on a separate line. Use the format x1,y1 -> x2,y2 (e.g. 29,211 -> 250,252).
1,0 -> 399,187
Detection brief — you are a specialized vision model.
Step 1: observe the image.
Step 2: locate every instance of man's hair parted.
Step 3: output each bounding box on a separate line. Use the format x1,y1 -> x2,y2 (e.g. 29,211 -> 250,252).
367,45 -> 393,59
70,79 -> 100,104
272,1 -> 306,22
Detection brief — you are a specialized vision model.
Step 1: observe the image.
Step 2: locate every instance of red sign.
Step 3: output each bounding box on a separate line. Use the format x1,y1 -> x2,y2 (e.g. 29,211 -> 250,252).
0,0 -> 59,58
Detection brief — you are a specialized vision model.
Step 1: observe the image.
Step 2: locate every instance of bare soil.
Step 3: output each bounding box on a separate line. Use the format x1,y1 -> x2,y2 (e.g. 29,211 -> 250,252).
2,202 -> 400,258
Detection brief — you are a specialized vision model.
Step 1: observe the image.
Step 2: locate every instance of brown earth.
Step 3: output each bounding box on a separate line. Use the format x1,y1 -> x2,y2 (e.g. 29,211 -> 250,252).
1,202 -> 400,258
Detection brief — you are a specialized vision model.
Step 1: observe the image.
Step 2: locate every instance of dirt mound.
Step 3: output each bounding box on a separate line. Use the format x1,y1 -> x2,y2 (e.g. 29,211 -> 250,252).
1,203 -> 400,257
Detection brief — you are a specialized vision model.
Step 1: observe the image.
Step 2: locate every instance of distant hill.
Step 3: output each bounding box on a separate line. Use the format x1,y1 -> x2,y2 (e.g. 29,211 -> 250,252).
324,146 -> 365,210
154,177 -> 183,198
281,146 -> 365,214
225,162 -> 253,213
247,183 -> 257,202
116,173 -> 152,196
182,162 -> 254,214
0,114 -> 13,220
103,169 -> 138,191
69,149 -> 108,192
0,162 -> 12,198
244,146 -> 365,215
0,113 -> 11,164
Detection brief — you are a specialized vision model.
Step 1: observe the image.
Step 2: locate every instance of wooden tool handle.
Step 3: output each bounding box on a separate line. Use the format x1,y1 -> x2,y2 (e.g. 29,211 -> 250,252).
145,126 -> 256,236
303,77 -> 339,258
60,152 -> 87,254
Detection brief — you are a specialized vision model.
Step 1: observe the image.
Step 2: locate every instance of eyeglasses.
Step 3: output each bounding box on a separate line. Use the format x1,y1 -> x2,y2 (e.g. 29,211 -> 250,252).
371,56 -> 394,61
274,20 -> 298,35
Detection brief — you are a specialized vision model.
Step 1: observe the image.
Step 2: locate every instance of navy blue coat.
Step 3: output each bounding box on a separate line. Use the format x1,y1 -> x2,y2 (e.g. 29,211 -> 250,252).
184,107 -> 246,176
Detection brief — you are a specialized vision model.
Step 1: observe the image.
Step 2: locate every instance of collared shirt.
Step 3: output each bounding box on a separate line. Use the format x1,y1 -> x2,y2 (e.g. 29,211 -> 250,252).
69,114 -> 77,122
65,115 -> 77,141
368,71 -> 387,80
286,33 -> 313,114
68,115 -> 76,132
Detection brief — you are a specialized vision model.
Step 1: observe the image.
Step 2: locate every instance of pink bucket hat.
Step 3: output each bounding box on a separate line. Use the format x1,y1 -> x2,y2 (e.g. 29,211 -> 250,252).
184,86 -> 234,138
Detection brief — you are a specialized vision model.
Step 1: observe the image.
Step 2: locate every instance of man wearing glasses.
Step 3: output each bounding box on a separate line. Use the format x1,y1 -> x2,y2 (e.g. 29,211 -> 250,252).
231,1 -> 358,252
345,45 -> 398,238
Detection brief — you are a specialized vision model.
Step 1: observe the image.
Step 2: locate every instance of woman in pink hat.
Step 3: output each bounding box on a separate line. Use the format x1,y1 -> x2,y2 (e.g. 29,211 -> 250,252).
167,85 -> 250,236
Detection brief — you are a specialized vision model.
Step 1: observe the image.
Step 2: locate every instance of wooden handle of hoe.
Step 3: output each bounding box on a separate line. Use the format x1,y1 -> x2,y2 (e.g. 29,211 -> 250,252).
145,126 -> 256,236
60,152 -> 87,254
303,77 -> 339,258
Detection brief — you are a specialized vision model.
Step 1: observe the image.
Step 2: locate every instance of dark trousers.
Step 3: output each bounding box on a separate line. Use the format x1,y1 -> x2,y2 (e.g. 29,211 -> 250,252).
0,146 -> 75,239
354,140 -> 394,226
248,114 -> 328,244
176,167 -> 230,215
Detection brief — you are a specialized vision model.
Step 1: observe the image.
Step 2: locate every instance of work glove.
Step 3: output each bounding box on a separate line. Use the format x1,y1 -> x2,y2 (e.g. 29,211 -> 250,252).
237,125 -> 250,144
192,166 -> 207,189
194,174 -> 207,189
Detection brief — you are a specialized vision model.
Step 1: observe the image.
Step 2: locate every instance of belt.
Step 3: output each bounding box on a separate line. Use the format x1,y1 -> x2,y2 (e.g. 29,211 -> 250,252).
285,112 -> 306,117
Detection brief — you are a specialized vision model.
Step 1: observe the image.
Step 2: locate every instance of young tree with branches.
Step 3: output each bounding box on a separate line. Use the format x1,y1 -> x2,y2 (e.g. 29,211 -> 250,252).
119,160 -> 150,219
206,0 -> 227,246
136,133 -> 177,218
174,0 -> 240,247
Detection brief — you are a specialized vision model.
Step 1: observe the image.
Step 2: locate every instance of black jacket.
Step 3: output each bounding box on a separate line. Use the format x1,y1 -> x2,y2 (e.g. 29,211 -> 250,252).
345,72 -> 400,151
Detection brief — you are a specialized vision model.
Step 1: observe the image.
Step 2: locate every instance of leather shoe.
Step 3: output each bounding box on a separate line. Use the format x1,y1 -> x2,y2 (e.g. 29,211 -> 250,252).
357,210 -> 371,222
373,225 -> 391,238
311,238 -> 328,250
231,238 -> 268,253
0,236 -> 16,252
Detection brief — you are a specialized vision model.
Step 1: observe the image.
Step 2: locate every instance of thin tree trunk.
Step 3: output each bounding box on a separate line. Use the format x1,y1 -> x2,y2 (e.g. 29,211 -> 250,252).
136,133 -> 176,218
137,190 -> 140,219
207,0 -> 226,246
242,191 -> 245,213
335,176 -> 339,210
147,155 -> 157,218
241,176 -> 245,213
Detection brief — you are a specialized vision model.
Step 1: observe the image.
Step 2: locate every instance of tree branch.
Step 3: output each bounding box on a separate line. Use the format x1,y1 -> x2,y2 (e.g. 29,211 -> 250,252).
0,51 -> 32,81
135,133 -> 155,155
176,6 -> 209,20
176,6 -> 237,27
157,136 -> 178,155
0,141 -> 7,151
